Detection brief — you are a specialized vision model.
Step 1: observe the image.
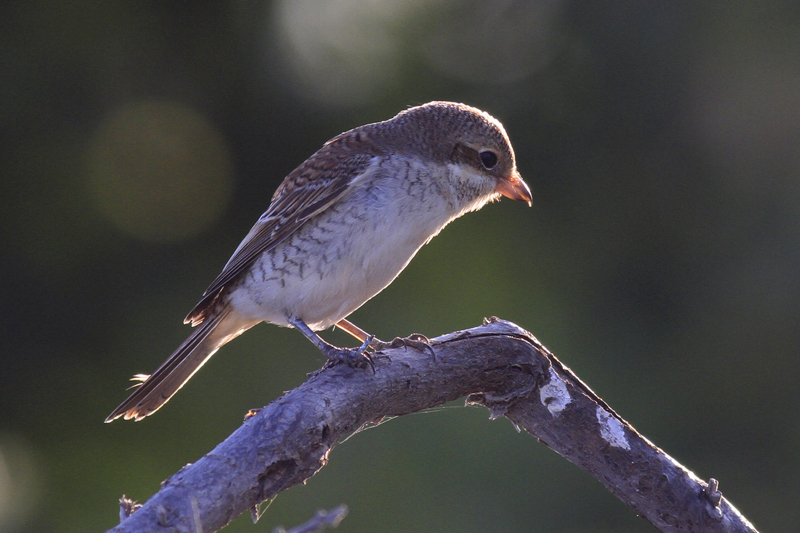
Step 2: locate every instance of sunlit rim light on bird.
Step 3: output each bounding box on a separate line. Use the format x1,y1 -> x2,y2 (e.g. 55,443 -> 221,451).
106,101 -> 531,422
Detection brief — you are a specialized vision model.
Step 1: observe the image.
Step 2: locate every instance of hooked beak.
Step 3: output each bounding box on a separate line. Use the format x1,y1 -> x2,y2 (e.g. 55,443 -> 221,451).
495,171 -> 532,207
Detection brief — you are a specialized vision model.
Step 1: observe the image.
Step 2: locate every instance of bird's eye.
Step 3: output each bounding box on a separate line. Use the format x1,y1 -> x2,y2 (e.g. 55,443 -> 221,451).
480,150 -> 498,169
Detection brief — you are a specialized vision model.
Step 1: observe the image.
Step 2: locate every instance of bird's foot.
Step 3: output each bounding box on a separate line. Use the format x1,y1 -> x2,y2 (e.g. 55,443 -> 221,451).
371,333 -> 436,359
324,335 -> 376,373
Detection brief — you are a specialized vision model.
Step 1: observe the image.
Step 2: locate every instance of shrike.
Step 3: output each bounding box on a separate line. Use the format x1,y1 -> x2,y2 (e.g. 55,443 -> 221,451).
106,101 -> 531,422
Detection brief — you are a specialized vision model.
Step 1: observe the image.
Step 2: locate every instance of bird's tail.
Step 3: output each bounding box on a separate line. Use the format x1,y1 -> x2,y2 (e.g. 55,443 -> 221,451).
105,307 -> 256,422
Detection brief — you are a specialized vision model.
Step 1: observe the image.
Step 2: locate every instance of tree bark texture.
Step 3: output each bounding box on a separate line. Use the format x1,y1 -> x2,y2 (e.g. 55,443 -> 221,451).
107,318 -> 758,533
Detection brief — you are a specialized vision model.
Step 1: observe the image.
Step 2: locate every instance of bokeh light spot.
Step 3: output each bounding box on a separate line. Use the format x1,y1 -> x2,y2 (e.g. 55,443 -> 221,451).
272,0 -> 416,107
270,0 -> 564,107
86,101 -> 234,242
0,434 -> 40,532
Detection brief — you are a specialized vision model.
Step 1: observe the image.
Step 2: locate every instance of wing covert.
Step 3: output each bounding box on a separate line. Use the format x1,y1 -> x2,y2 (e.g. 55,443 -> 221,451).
185,131 -> 383,325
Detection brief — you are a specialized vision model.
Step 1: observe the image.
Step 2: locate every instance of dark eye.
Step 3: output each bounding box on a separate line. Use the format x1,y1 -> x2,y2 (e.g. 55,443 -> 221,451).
480,150 -> 498,169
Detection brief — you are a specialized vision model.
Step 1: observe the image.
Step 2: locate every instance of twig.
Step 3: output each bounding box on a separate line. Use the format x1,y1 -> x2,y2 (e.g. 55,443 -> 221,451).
273,505 -> 348,533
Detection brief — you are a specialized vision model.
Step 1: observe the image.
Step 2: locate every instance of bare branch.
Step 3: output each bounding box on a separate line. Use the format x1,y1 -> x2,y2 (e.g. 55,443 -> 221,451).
106,318 -> 758,533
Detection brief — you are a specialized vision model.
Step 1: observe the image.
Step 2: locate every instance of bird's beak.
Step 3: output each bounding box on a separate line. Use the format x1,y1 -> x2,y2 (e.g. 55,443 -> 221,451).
495,171 -> 532,207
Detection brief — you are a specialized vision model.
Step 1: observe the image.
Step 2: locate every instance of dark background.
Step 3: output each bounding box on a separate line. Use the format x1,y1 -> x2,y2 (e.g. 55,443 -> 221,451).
2,2 -> 798,532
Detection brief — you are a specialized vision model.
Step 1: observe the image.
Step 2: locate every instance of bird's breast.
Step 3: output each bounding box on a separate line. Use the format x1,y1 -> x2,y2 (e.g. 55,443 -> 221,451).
228,159 -> 469,330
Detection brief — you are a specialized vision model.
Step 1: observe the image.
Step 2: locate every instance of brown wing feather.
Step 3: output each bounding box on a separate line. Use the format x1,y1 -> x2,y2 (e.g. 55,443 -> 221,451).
185,129 -> 384,326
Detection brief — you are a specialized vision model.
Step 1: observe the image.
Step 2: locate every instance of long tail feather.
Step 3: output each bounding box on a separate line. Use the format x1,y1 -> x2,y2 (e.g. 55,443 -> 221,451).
105,308 -> 255,422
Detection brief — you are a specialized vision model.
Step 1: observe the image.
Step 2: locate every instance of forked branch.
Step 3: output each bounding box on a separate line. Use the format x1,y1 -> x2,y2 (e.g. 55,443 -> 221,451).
107,318 -> 757,533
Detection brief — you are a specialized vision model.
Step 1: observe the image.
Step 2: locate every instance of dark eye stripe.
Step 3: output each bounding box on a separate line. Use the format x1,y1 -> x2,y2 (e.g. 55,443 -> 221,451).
450,143 -> 501,173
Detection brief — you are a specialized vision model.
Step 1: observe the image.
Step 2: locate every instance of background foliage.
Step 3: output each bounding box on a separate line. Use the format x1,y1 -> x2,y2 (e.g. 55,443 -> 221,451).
2,2 -> 799,532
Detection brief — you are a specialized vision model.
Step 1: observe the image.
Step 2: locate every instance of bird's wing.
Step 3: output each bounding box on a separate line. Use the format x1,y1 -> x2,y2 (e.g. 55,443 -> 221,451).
185,130 -> 383,325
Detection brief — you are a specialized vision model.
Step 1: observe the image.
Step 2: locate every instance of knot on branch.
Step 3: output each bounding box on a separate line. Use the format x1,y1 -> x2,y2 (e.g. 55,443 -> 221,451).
466,361 -> 545,420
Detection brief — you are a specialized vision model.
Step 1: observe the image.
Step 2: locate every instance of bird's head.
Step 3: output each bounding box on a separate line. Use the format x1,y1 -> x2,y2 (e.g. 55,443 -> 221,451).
386,101 -> 532,207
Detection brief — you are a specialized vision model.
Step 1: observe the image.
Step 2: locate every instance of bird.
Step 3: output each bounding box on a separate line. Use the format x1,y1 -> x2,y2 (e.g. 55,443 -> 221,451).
106,101 -> 532,422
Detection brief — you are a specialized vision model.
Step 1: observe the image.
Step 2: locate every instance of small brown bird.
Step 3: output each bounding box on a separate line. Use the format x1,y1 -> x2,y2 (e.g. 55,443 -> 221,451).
106,101 -> 531,422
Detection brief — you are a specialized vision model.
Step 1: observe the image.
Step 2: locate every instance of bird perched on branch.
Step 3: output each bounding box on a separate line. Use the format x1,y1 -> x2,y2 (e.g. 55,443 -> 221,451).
106,101 -> 532,422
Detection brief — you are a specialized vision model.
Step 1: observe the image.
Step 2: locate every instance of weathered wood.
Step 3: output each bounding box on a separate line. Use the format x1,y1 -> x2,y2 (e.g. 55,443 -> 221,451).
107,318 -> 757,533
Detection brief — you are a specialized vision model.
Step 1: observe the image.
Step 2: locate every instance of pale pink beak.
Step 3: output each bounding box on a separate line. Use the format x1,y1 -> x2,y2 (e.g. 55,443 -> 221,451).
495,171 -> 532,206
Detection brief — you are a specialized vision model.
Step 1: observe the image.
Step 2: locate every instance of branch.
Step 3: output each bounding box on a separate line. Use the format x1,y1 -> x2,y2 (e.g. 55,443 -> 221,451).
107,318 -> 758,533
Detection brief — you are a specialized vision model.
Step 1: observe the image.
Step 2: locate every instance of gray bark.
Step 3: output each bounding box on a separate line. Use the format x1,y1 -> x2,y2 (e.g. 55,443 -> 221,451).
107,318 -> 758,533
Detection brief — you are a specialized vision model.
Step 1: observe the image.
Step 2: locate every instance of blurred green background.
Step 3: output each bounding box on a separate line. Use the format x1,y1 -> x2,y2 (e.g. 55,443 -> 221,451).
2,1 -> 799,532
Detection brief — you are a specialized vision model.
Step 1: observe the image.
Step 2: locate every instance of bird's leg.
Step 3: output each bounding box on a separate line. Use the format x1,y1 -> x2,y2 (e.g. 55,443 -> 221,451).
335,318 -> 435,359
334,318 -> 375,343
289,316 -> 374,371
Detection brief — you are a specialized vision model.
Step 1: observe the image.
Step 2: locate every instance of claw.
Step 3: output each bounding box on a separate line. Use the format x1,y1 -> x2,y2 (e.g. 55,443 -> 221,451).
407,333 -> 435,357
364,352 -> 376,374
289,315 -> 375,373
324,335 -> 376,373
